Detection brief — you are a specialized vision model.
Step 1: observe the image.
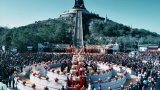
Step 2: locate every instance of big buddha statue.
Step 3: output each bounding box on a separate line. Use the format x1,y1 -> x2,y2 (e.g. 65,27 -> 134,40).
73,0 -> 86,9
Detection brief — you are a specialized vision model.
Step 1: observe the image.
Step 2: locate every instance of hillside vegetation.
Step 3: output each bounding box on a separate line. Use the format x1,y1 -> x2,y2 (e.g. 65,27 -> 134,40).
0,17 -> 159,51
87,19 -> 160,51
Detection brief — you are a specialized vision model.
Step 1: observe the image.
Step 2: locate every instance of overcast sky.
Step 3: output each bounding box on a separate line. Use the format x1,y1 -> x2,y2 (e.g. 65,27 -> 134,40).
0,0 -> 160,34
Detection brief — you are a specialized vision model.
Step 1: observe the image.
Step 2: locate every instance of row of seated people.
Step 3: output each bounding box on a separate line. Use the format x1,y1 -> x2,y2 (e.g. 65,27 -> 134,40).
65,48 -> 100,53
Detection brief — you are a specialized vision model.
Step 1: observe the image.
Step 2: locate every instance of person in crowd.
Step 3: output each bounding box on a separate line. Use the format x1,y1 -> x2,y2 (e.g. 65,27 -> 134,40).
61,85 -> 65,90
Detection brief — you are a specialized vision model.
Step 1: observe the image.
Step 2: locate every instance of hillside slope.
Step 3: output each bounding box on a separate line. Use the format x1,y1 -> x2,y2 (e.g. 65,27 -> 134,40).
0,17 -> 159,51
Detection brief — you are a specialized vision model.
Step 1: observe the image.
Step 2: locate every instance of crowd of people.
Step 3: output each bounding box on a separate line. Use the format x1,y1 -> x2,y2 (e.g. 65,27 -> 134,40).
0,51 -> 72,89
85,52 -> 160,90
0,50 -> 160,90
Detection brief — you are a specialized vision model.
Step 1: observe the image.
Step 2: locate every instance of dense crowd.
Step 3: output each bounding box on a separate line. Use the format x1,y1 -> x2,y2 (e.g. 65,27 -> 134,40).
0,51 -> 72,88
85,52 -> 160,90
0,50 -> 160,90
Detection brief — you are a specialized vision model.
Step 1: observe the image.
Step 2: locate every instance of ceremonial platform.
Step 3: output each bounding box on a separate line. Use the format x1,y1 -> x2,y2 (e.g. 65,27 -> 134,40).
14,50 -> 139,90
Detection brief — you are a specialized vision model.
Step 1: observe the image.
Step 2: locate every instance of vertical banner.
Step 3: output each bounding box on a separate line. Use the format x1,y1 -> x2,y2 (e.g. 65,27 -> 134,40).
73,11 -> 84,48
80,11 -> 84,47
73,11 -> 79,48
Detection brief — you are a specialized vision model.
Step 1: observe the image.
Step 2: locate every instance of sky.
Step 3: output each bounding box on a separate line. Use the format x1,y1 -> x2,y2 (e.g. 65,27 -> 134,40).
0,0 -> 160,34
